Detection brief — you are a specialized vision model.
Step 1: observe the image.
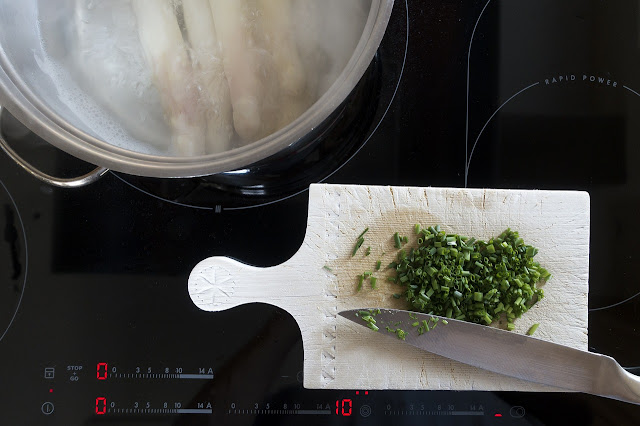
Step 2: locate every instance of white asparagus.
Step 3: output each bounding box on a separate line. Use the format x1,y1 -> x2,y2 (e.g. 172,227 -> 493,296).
256,0 -> 305,97
317,0 -> 369,94
182,0 -> 234,154
256,0 -> 312,129
71,0 -> 172,152
131,0 -> 206,156
291,0 -> 322,100
209,0 -> 266,141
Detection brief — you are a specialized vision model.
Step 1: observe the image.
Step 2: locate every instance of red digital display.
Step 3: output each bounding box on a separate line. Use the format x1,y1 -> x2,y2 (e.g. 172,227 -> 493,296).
97,363 -> 108,380
335,399 -> 352,416
95,397 -> 107,415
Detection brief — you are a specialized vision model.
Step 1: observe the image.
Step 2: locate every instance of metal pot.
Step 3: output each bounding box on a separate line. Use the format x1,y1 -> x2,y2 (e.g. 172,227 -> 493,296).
0,0 -> 394,186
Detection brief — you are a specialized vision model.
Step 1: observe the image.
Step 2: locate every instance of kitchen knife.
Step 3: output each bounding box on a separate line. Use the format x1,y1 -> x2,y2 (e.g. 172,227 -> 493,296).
339,308 -> 640,405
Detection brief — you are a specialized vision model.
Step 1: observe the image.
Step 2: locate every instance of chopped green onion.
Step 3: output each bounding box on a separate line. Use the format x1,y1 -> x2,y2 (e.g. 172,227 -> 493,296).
421,319 -> 430,332
353,224 -> 547,334
352,236 -> 365,257
394,232 -> 402,248
357,227 -> 369,239
384,225 -> 549,331
527,323 -> 540,336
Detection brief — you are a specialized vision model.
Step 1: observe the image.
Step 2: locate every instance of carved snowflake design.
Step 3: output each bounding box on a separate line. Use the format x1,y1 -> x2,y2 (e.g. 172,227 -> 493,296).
189,264 -> 235,311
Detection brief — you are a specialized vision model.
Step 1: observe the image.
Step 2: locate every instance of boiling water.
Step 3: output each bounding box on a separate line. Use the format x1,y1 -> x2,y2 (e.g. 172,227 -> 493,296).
35,0 -> 371,157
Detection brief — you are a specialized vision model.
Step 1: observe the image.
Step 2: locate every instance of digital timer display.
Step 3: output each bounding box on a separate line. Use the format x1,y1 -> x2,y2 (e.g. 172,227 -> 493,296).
96,363 -> 108,415
91,362 -> 374,419
92,362 -> 218,416
335,399 -> 352,416
97,363 -> 108,380
95,397 -> 107,415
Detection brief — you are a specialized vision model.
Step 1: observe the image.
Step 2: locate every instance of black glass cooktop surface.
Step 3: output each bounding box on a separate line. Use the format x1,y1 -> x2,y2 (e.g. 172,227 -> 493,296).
1,1 -> 640,425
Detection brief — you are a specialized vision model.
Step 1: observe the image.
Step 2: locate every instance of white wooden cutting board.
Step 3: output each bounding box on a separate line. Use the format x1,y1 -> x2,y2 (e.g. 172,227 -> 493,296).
188,184 -> 590,391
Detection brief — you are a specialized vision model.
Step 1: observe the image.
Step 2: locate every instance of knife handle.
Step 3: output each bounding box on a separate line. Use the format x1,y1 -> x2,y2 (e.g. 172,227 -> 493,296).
598,354 -> 640,405
592,352 -> 640,404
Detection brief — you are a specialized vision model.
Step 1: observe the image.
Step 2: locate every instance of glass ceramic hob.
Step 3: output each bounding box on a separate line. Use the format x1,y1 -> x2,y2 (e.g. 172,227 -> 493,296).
1,1 -> 640,424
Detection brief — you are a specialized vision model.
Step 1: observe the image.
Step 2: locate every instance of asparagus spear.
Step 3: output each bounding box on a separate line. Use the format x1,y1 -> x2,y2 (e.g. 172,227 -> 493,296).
182,0 -> 234,154
256,0 -> 312,129
131,0 -> 206,156
209,0 -> 266,141
256,0 -> 305,97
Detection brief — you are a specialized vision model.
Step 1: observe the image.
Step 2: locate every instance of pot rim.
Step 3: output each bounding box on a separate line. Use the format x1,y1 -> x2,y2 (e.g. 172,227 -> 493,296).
0,0 -> 394,178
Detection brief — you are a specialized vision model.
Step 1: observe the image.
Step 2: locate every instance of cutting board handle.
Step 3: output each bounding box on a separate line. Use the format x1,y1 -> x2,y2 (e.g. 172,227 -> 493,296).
188,252 -> 325,313
189,257 -> 285,311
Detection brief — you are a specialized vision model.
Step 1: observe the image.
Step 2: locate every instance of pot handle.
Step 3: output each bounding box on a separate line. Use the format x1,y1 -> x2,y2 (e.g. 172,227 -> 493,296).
0,107 -> 109,188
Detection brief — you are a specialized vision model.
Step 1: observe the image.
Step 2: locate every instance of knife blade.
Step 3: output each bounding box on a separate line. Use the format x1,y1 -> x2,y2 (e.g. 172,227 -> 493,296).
339,308 -> 640,405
